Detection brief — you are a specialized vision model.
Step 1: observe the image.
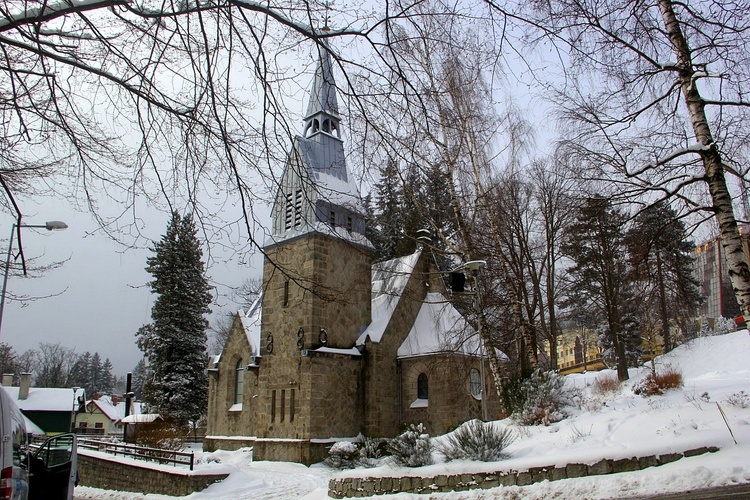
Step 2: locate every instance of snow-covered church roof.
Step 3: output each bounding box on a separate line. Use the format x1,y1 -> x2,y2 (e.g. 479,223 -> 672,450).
239,294 -> 263,360
397,292 -> 481,359
356,248 -> 423,345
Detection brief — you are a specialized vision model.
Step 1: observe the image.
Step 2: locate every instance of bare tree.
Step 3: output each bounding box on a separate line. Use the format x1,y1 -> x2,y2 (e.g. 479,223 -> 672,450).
486,0 -> 750,316
32,342 -> 79,387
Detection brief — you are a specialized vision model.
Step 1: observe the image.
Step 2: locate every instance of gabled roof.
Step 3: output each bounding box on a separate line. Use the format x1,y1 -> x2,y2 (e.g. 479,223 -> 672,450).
397,292 -> 480,358
87,395 -> 143,422
356,248 -> 423,345
239,293 -> 263,359
3,386 -> 85,412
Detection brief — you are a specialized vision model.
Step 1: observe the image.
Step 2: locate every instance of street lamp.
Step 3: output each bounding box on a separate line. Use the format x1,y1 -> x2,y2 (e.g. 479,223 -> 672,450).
0,220 -> 68,336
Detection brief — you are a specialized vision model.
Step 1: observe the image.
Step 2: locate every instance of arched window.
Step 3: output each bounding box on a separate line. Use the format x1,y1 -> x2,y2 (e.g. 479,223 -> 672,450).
417,373 -> 428,400
469,368 -> 482,399
234,359 -> 245,405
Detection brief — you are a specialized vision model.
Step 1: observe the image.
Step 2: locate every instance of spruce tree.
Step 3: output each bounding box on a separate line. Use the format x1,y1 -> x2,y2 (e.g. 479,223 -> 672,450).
562,196 -> 634,381
136,212 -> 212,425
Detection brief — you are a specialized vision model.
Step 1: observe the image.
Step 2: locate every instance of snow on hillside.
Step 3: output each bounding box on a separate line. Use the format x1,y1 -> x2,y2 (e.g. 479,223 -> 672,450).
76,331 -> 750,499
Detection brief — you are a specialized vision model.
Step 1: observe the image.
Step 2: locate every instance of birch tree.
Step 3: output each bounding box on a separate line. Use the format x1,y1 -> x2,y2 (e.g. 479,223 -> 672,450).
487,0 -> 750,316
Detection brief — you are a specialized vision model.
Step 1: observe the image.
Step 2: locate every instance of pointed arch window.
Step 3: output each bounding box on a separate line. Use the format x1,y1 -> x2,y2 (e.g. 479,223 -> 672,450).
234,359 -> 245,406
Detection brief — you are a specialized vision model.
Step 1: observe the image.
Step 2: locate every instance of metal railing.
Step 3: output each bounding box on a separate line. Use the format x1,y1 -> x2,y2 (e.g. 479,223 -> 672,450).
78,439 -> 195,470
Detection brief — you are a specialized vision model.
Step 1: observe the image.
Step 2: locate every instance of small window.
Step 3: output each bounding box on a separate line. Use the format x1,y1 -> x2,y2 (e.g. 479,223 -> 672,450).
234,359 -> 245,405
417,373 -> 428,400
346,216 -> 353,232
469,368 -> 482,399
271,390 -> 276,423
283,280 -> 290,307
94,422 -> 103,429
329,210 -> 336,227
281,389 -> 286,423
290,389 -> 295,423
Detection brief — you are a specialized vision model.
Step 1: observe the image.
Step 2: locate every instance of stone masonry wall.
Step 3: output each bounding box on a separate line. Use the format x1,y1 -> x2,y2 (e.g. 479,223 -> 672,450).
328,447 -> 720,498
77,452 -> 228,496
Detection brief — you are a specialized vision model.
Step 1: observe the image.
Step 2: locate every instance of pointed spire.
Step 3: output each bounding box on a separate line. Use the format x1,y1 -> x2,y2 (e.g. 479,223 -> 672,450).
305,47 -> 339,121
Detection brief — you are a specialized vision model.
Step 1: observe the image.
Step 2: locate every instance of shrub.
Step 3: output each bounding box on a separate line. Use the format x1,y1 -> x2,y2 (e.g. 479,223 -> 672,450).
511,369 -> 570,426
135,421 -> 186,451
725,391 -> 750,408
439,420 -> 515,462
325,441 -> 360,469
387,423 -> 432,467
633,366 -> 683,396
325,435 -> 386,469
592,372 -> 620,396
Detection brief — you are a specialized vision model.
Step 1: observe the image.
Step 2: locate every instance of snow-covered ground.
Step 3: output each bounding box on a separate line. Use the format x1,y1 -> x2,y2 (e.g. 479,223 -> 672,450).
76,331 -> 750,499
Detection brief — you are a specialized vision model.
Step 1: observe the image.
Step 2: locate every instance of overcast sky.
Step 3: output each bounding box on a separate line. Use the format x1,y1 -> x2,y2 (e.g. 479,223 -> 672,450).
0,192 -> 264,376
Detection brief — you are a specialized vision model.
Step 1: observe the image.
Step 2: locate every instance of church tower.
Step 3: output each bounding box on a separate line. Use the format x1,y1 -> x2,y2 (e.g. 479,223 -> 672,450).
255,46 -> 374,464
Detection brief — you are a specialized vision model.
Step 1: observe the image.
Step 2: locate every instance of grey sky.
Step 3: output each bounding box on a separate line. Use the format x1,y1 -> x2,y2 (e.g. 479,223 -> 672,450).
0,193 -> 262,375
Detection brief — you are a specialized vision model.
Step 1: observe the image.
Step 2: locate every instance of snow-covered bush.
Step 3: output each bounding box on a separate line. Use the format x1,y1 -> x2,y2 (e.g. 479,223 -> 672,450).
439,420 -> 515,462
725,390 -> 749,408
387,423 -> 432,467
511,369 -> 570,426
325,441 -> 359,469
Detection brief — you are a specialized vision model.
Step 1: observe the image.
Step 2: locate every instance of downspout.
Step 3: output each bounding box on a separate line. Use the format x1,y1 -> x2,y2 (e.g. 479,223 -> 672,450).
397,358 -> 402,427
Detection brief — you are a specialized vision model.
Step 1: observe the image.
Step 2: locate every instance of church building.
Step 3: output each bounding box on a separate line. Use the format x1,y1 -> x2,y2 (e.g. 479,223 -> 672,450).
204,48 -> 499,465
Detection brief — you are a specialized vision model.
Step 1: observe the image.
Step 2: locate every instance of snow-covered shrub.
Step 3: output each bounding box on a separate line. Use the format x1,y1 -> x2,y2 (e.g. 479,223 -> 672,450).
387,423 -> 432,467
511,369 -> 570,426
725,390 -> 749,408
356,434 -> 384,467
325,441 -> 359,469
714,316 -> 735,335
325,435 -> 387,469
439,420 -> 515,462
633,365 -> 683,396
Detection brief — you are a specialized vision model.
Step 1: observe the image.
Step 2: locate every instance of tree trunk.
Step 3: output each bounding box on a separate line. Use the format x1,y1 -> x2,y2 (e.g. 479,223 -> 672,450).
656,253 -> 671,352
658,0 -> 750,318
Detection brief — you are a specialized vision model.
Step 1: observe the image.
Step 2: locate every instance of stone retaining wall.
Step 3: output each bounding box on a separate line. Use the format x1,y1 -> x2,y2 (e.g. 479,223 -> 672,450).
78,451 -> 229,496
328,446 -> 719,498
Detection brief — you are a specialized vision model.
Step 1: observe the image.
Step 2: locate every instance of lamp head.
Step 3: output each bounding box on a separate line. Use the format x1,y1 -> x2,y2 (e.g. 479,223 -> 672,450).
45,221 -> 68,231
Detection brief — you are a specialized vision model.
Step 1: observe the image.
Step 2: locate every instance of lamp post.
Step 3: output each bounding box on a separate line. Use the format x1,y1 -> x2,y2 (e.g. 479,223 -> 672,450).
0,220 -> 68,337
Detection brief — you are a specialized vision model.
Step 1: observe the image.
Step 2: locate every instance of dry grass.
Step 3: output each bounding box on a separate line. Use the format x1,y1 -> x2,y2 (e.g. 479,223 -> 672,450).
633,365 -> 684,396
592,373 -> 621,396
653,366 -> 684,390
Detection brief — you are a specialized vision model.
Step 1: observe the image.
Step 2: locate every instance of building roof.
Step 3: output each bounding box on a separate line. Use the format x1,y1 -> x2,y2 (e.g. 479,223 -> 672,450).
397,292 -> 480,358
121,413 -> 161,424
239,294 -> 263,360
87,395 -> 143,422
3,386 -> 85,412
305,46 -> 339,119
356,248 -> 423,345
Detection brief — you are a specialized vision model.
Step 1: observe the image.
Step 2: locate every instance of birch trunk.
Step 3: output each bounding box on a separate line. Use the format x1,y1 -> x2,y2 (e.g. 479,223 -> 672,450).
658,0 -> 750,318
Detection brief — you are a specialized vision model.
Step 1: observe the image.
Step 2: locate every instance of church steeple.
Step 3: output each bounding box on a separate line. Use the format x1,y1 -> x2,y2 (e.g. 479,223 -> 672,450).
303,47 -> 341,140
267,46 -> 371,247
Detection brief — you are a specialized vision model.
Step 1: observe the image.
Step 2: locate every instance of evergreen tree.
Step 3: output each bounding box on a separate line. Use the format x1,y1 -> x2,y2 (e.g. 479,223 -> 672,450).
562,196 -> 634,381
626,202 -> 701,352
136,212 -> 212,425
131,358 -> 149,400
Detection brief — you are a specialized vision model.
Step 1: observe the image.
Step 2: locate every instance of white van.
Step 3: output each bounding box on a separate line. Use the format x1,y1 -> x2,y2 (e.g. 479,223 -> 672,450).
1,387 -> 77,500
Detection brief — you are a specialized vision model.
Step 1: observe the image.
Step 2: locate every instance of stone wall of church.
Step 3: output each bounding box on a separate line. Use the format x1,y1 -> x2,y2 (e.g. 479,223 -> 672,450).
361,252 -> 434,438
205,317 -> 257,444
400,355 -> 485,435
250,233 -> 371,459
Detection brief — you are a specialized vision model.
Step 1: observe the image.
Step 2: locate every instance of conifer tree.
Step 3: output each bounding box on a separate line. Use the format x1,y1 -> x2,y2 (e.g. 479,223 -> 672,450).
136,212 -> 212,425
562,197 -> 634,381
626,202 -> 701,352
